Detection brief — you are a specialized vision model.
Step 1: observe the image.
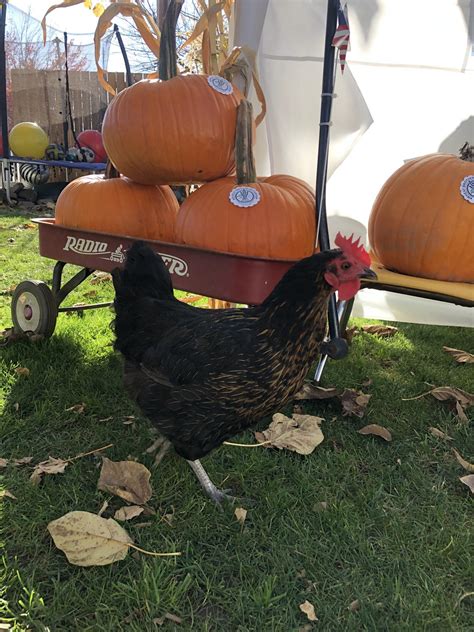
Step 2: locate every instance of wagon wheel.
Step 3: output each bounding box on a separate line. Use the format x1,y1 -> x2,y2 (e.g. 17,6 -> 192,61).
11,281 -> 58,338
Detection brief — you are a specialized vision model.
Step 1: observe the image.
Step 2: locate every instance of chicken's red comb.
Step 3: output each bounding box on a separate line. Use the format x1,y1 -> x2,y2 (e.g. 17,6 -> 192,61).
335,232 -> 371,266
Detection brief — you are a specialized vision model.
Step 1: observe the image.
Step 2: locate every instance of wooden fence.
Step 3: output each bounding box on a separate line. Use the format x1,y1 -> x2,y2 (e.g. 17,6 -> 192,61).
10,70 -> 146,147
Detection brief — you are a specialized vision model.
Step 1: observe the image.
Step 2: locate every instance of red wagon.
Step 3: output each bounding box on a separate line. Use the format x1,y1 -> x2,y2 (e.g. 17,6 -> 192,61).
10,218 -> 296,338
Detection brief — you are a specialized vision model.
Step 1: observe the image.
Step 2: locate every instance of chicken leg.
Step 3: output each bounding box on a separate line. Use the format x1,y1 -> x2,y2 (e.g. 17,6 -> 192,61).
187,460 -> 236,505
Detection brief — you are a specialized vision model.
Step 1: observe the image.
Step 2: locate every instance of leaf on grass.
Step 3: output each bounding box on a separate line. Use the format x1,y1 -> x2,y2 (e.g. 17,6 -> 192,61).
453,449 -> 474,473
348,599 -> 360,612
114,506 -> 145,521
313,501 -> 328,512
234,507 -> 247,525
97,500 -> 109,517
430,387 -> 474,407
90,271 -> 112,285
15,367 -> 30,377
0,490 -> 17,500
48,510 -> 133,566
428,427 -> 453,440
299,600 -> 318,621
294,382 -> 342,401
66,403 -> 86,414
13,456 -> 33,466
340,389 -> 371,418
460,475 -> 474,493
455,401 -> 468,423
343,325 -> 359,344
1,328 -> 44,346
443,346 -> 474,364
357,424 -> 392,441
256,413 -> 324,455
153,613 -> 183,625
0,458 -> 8,468
361,324 -> 399,337
98,458 -> 152,505
30,457 -> 69,485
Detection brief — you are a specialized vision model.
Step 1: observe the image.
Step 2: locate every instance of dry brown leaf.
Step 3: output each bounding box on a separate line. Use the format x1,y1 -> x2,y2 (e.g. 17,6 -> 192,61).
313,501 -> 328,512
256,413 -> 324,455
13,402 -> 19,412
428,427 -> 453,440
443,346 -> 474,364
455,401 -> 469,423
90,271 -> 112,285
460,474 -> 474,493
0,458 -> 8,468
294,382 -> 342,400
0,490 -> 17,500
153,613 -> 183,625
48,510 -> 133,566
358,424 -> 392,441
343,325 -> 359,344
15,367 -> 30,377
406,386 -> 474,407
66,403 -> 86,414
453,449 -> 474,473
361,324 -> 398,337
340,389 -> 371,418
114,506 -> 145,522
98,458 -> 152,505
348,599 -> 360,612
30,457 -> 69,485
234,507 -> 247,525
299,600 -> 318,622
97,500 -> 109,517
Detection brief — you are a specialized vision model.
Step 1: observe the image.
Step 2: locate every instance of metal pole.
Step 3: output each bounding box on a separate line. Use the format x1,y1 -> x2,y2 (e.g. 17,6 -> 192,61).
113,24 -> 132,87
0,0 -> 10,158
314,0 -> 342,349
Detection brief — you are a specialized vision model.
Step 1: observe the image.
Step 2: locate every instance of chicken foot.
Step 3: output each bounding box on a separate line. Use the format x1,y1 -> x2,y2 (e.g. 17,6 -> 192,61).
147,434 -> 172,467
187,459 -> 237,506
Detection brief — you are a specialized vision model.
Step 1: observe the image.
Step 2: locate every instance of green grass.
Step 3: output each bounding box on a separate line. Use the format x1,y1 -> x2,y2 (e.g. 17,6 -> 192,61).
0,207 -> 473,631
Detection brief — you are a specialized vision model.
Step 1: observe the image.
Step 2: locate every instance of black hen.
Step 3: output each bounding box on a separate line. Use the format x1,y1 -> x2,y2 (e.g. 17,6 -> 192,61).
113,238 -> 375,503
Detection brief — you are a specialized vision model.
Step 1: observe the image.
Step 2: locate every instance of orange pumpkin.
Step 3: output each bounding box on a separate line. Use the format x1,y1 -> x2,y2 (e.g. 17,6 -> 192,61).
176,174 -> 316,259
55,174 -> 178,241
101,74 -> 245,185
368,147 -> 474,282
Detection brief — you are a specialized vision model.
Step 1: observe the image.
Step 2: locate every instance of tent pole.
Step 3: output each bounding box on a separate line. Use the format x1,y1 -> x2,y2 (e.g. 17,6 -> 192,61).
0,0 -> 9,158
314,0 -> 348,361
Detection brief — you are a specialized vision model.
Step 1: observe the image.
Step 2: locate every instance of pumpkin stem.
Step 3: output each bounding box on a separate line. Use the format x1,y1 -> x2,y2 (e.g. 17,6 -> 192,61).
159,0 -> 183,80
459,142 -> 474,162
235,100 -> 257,185
105,161 -> 120,179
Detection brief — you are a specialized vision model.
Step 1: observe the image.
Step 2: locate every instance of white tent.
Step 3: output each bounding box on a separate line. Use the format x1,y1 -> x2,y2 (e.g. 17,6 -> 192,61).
233,0 -> 474,326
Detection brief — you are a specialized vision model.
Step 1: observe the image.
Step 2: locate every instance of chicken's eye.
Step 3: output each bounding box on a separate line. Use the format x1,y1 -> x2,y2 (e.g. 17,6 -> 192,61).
341,261 -> 352,270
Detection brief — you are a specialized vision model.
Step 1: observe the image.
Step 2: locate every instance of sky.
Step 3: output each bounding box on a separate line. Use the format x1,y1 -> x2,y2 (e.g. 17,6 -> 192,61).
9,0 -> 102,34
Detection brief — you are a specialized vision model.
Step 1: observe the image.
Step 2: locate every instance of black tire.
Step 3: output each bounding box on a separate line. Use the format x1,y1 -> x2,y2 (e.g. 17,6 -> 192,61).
11,280 -> 57,338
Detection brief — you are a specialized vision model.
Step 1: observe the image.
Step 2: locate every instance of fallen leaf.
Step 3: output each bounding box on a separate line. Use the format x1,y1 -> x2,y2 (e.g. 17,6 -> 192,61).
455,401 -> 469,423
343,325 -> 359,344
13,402 -> 19,412
339,389 -> 371,418
15,367 -> 30,377
0,458 -> 8,468
134,522 -> 152,529
90,271 -> 112,285
98,458 -> 152,505
348,599 -> 360,612
453,449 -> 474,473
97,500 -> 109,517
47,510 -> 133,566
313,501 -> 328,512
30,457 -> 69,485
294,382 -> 342,400
357,424 -> 392,441
0,490 -> 17,500
84,289 -> 98,298
460,475 -> 474,493
114,506 -> 145,521
153,613 -> 182,625
99,416 -> 113,423
443,347 -> 474,364
234,507 -> 247,525
66,403 -> 86,414
361,324 -> 398,337
405,386 -> 474,407
299,600 -> 318,622
256,413 -> 324,455
428,427 -> 453,440
361,378 -> 373,387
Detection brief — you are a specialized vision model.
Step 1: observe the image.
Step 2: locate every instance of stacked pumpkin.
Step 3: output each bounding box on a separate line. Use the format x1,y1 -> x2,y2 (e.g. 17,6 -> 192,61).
55,74 -> 316,261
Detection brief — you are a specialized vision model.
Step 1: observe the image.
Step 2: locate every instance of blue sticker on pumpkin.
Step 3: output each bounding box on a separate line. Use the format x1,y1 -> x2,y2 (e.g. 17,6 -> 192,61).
207,75 -> 233,95
460,175 -> 474,203
229,186 -> 261,208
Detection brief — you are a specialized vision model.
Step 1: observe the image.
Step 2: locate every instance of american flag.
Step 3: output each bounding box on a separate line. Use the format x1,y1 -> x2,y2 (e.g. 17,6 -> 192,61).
332,2 -> 350,73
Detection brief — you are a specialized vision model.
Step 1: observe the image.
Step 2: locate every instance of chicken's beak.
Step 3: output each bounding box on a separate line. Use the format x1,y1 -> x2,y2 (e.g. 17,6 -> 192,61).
359,267 -> 377,280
